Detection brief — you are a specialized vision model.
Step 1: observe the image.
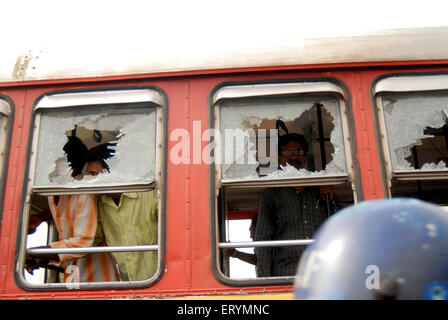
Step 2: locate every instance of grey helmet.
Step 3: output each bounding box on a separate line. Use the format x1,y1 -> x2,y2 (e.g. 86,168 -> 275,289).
294,198 -> 448,300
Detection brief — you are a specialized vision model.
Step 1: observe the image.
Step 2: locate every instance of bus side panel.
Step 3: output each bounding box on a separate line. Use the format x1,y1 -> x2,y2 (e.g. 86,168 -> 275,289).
0,87 -> 42,295
154,79 -> 191,293
346,70 -> 387,200
189,77 -> 227,292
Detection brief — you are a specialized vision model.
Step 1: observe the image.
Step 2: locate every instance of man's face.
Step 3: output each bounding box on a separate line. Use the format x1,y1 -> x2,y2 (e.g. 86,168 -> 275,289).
86,161 -> 105,176
279,141 -> 306,169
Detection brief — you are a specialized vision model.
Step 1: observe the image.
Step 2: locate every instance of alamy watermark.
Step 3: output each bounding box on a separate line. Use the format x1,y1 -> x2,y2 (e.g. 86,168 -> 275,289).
65,264 -> 80,289
365,264 -> 380,290
169,121 -> 278,174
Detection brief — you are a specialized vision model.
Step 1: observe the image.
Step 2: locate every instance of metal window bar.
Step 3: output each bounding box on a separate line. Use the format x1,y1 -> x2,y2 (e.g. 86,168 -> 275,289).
219,239 -> 314,249
315,102 -> 333,217
27,245 -> 158,255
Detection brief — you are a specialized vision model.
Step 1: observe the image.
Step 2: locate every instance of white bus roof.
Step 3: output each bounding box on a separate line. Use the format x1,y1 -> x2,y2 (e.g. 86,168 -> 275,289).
2,23 -> 448,83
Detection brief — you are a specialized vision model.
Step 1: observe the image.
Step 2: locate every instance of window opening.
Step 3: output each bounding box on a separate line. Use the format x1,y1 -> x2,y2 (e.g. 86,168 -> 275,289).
227,219 -> 256,279
19,89 -> 164,289
376,79 -> 448,207
390,179 -> 448,206
48,125 -> 121,181
213,83 -> 357,282
25,220 -> 49,284
404,124 -> 448,170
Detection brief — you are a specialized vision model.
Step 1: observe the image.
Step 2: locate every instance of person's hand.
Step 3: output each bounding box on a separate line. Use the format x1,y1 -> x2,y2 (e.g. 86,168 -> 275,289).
25,254 -> 38,274
25,255 -> 52,274
320,185 -> 335,200
226,248 -> 236,258
27,215 -> 41,234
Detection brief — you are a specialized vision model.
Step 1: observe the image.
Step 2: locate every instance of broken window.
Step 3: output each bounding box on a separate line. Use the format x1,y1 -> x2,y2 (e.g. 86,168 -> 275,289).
382,91 -> 448,172
375,75 -> 448,206
211,81 -> 358,284
219,95 -> 347,180
18,88 -> 166,289
34,103 -> 157,191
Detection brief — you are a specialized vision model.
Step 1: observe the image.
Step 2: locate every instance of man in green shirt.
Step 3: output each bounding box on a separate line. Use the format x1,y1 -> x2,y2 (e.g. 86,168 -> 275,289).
86,160 -> 158,281
97,191 -> 158,281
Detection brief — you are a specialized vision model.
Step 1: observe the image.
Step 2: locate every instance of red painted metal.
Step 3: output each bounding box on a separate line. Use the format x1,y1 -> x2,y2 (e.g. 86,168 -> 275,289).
228,210 -> 258,220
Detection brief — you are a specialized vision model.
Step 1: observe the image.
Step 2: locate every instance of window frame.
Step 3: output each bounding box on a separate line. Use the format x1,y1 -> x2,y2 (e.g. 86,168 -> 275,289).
373,73 -> 448,197
31,88 -> 163,194
0,95 -> 13,229
15,86 -> 167,290
209,78 -> 362,286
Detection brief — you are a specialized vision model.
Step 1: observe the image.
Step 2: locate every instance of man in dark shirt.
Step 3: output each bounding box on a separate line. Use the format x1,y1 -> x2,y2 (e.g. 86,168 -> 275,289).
254,133 -> 335,277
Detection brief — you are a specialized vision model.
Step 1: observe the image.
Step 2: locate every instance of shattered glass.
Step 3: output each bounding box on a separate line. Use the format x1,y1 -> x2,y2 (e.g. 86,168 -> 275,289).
219,95 -> 347,180
381,91 -> 448,171
34,103 -> 156,187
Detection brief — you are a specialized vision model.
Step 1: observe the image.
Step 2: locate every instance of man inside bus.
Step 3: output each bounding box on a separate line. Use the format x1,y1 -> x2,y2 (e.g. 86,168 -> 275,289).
254,129 -> 337,277
85,158 -> 158,282
25,137 -> 119,283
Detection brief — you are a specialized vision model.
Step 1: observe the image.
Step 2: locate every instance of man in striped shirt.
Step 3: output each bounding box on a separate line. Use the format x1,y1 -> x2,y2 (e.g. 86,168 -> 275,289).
48,194 -> 119,282
27,194 -> 119,283
26,135 -> 120,283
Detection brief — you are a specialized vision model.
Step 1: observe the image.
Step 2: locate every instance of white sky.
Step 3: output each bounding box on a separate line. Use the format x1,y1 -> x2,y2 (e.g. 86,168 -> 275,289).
228,219 -> 256,278
25,223 -> 48,283
2,0 -> 448,51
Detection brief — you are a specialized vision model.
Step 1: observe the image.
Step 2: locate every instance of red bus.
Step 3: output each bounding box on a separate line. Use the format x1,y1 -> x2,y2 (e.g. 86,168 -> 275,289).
1,26 -> 448,299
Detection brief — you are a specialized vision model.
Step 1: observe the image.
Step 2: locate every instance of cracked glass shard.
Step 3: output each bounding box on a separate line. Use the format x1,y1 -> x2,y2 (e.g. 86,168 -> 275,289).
382,91 -> 448,171
34,104 -> 156,187
219,95 -> 347,180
